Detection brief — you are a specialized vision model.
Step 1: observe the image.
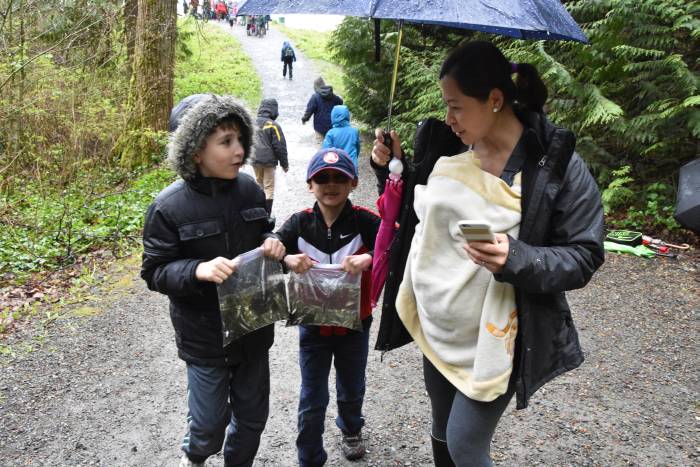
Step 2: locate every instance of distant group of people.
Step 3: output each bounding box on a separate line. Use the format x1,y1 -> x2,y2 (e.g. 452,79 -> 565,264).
245,15 -> 269,36
143,39 -> 604,467
185,0 -> 252,27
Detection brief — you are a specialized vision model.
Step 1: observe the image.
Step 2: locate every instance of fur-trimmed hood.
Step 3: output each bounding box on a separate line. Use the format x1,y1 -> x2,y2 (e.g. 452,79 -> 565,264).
167,94 -> 255,181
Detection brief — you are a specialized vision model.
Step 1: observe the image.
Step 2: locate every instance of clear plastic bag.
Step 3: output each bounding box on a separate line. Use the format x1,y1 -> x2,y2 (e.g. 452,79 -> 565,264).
287,264 -> 362,330
218,248 -> 288,346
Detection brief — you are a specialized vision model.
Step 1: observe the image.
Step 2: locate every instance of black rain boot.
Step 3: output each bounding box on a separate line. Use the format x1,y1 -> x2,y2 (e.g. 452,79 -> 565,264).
431,436 -> 456,467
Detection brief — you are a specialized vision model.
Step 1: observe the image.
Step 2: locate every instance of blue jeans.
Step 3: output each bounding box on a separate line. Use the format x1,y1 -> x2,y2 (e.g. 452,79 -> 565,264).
182,354 -> 270,467
296,318 -> 372,467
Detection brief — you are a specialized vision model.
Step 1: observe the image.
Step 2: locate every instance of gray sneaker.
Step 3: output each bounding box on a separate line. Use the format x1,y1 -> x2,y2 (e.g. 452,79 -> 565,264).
340,431 -> 366,461
178,454 -> 205,467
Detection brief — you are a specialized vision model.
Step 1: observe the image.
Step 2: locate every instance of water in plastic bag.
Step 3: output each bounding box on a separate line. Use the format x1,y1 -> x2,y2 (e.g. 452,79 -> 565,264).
218,248 -> 288,346
287,264 -> 362,330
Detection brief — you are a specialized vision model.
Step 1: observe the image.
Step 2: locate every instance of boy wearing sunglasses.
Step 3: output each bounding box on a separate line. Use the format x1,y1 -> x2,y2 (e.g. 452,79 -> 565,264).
276,148 -> 380,466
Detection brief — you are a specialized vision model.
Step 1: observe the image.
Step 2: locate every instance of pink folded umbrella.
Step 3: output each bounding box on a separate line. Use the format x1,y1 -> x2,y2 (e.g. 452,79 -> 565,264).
371,159 -> 404,308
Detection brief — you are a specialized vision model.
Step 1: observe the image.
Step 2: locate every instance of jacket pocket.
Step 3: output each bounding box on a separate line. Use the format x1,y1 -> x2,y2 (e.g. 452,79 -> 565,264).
177,219 -> 226,258
178,219 -> 222,240
237,207 -> 270,252
240,207 -> 268,222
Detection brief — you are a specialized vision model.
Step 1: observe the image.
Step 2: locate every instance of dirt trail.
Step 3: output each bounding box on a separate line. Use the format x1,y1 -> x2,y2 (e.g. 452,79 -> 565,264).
0,20 -> 698,467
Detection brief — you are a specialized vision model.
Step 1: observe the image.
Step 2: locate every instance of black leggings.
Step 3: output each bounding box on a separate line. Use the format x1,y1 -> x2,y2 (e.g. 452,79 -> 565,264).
423,357 -> 513,467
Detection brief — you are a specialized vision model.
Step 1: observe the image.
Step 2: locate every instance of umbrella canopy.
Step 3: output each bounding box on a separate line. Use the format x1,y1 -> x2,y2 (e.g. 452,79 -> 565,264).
238,0 -> 587,42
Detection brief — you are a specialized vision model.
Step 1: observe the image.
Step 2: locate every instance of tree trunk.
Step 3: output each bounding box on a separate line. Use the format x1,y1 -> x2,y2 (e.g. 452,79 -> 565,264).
124,0 -> 138,76
114,0 -> 176,169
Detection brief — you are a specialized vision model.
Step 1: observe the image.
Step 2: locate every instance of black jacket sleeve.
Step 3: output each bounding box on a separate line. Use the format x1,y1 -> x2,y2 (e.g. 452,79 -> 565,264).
140,203 -> 206,298
495,154 -> 605,293
270,122 -> 288,170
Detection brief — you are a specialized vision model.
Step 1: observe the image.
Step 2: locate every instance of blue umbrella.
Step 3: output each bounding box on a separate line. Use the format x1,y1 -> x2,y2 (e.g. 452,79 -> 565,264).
238,0 -> 588,42
238,0 -> 588,129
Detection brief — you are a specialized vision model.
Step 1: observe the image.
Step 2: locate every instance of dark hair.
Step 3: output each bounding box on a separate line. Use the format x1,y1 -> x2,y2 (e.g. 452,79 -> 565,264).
438,41 -> 548,113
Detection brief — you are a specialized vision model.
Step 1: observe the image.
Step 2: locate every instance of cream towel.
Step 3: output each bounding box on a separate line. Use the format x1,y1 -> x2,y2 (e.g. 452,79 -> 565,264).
396,150 -> 521,402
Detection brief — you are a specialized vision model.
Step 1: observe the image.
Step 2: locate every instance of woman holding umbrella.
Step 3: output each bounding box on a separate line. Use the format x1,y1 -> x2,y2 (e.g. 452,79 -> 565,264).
371,41 -> 604,467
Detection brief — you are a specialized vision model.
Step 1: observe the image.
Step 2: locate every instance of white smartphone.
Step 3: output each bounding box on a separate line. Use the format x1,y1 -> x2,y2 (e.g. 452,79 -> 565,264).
457,220 -> 496,243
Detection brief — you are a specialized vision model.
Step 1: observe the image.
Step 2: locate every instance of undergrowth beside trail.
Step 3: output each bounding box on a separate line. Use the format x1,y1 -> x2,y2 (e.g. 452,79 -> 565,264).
0,20 -> 261,335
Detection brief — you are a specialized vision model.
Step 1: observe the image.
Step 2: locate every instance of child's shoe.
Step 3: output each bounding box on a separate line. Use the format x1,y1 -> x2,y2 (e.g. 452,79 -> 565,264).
340,431 -> 366,460
179,454 -> 205,467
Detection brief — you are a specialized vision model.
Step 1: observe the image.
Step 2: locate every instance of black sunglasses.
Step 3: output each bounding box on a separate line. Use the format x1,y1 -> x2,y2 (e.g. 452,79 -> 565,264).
311,172 -> 351,184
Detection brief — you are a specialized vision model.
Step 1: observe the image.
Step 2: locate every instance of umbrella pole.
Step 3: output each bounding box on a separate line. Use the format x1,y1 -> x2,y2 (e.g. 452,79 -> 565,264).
386,20 -> 403,133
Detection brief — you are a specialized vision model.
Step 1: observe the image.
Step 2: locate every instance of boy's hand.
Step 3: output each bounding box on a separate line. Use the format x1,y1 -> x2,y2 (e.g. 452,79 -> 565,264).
196,256 -> 239,284
284,253 -> 313,274
341,253 -> 372,275
262,238 -> 286,261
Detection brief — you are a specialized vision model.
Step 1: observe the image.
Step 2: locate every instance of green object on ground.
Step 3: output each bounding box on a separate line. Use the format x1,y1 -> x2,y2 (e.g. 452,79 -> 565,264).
606,230 -> 643,246
604,241 -> 655,258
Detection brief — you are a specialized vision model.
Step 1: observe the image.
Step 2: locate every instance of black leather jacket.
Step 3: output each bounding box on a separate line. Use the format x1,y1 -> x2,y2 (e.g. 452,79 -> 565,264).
141,173 -> 276,366
373,112 -> 605,409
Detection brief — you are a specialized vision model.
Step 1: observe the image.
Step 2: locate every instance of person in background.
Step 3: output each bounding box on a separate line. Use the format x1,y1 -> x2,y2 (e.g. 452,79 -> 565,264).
281,41 -> 297,80
276,148 -> 380,467
226,0 -> 235,26
322,105 -> 361,172
371,41 -> 605,467
142,95 -> 285,467
215,0 -> 227,20
251,98 -> 288,217
201,0 -> 210,20
255,15 -> 266,36
168,94 -> 208,133
302,77 -> 343,145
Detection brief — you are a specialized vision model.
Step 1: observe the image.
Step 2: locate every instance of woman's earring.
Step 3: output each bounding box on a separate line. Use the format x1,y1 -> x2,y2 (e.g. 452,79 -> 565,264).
493,107 -> 499,113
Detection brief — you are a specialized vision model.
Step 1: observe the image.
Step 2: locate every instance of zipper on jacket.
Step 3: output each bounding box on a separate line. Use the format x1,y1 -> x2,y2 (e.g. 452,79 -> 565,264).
327,227 -> 332,263
538,155 -> 548,167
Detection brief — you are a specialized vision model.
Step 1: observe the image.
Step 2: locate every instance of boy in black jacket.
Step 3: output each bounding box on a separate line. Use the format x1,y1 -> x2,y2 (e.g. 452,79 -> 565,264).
276,148 -> 380,466
141,95 -> 285,467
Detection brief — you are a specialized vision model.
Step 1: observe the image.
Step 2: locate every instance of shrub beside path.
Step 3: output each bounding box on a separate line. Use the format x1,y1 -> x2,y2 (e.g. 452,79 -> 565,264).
0,21 -> 697,467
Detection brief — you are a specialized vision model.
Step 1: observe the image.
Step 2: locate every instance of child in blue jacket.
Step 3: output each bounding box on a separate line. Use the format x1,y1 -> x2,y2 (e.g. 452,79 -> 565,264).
322,105 -> 361,172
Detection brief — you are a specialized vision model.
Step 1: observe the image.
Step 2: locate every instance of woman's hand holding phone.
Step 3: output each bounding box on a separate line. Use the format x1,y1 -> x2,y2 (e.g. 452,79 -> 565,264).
463,233 -> 510,274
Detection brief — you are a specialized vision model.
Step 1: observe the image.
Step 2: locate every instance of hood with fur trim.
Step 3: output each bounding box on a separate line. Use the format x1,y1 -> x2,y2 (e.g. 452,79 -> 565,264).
167,94 -> 255,181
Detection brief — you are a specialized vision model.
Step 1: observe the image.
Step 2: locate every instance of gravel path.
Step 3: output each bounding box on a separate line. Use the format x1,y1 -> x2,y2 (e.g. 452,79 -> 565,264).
0,21 -> 698,467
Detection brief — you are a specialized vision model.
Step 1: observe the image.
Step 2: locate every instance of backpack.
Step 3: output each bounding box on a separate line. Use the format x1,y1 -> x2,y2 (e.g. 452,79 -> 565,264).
284,46 -> 294,58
